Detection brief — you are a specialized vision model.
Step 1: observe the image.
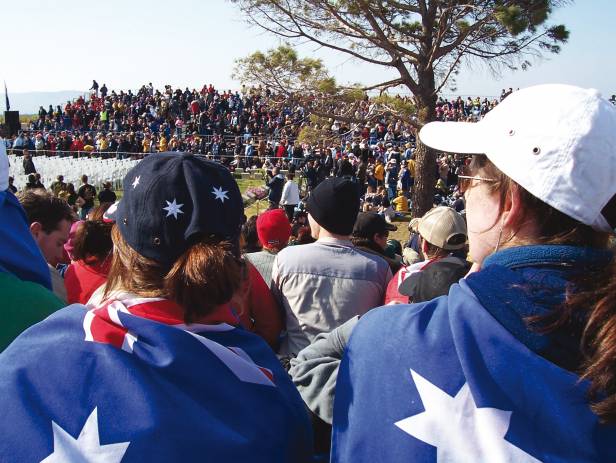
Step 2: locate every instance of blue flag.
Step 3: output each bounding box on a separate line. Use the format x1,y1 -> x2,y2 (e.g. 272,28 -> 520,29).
0,297 -> 313,462
332,269 -> 616,462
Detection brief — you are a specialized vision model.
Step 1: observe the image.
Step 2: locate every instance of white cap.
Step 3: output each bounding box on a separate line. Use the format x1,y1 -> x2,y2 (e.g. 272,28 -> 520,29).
0,139 -> 8,191
420,84 -> 616,232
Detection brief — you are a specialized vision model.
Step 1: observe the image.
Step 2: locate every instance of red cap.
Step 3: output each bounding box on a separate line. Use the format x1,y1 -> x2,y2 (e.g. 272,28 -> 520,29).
256,209 -> 291,249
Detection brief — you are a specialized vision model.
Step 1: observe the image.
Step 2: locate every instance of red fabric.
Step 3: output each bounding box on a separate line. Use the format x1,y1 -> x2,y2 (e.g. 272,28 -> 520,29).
384,260 -> 432,305
256,209 -> 291,248
236,263 -> 283,349
70,139 -> 84,152
64,259 -> 111,304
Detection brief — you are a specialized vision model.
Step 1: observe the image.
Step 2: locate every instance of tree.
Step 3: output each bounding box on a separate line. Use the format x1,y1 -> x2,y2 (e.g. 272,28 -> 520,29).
231,0 -> 570,217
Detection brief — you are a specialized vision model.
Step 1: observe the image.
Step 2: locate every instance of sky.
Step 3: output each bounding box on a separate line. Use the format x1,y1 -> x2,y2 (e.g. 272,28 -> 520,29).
2,0 -> 615,109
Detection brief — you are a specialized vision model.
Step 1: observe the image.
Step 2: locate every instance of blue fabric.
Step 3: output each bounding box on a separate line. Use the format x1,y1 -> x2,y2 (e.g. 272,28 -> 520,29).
332,245 -> 616,462
0,306 -> 313,462
0,190 -> 51,290
467,245 -> 612,358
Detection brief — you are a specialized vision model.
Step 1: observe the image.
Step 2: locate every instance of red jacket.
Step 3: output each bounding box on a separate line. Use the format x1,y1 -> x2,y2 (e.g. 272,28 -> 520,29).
64,258 -> 111,305
235,262 -> 283,349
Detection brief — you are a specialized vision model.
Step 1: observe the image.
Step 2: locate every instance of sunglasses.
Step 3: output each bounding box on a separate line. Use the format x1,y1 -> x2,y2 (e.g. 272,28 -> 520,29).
457,166 -> 497,193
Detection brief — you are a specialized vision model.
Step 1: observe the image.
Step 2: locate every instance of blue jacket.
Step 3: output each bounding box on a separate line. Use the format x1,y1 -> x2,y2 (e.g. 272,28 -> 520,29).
332,245 -> 616,462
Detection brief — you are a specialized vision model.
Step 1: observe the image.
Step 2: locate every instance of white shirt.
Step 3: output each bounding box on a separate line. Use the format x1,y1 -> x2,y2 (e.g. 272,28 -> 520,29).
280,180 -> 300,206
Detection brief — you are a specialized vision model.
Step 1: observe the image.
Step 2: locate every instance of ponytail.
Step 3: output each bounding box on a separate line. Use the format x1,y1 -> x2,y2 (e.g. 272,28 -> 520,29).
164,240 -> 242,324
105,226 -> 244,324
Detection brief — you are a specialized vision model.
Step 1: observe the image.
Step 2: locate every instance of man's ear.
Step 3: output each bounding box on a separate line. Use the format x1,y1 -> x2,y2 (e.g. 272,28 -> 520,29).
29,221 -> 43,239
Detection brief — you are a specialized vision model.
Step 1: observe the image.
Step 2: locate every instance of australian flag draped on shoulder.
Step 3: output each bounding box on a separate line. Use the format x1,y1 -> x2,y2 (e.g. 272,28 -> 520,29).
0,294 -> 313,462
332,272 -> 616,462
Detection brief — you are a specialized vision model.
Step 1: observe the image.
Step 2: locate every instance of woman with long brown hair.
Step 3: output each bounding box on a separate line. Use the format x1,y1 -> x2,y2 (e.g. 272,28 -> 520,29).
332,85 -> 616,462
0,153 -> 312,462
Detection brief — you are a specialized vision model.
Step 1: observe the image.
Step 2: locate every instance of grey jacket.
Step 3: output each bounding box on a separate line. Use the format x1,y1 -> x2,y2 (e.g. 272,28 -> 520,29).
289,316 -> 358,424
272,237 -> 392,356
245,250 -> 277,285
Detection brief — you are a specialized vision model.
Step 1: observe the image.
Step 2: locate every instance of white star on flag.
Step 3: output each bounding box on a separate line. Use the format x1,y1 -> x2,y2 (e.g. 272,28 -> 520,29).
212,186 -> 229,203
163,199 -> 184,219
41,408 -> 130,463
395,369 -> 541,462
132,176 -> 140,189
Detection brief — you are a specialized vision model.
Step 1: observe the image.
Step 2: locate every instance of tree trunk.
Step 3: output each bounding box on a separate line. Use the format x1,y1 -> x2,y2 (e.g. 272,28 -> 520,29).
411,88 -> 438,218
411,137 -> 437,218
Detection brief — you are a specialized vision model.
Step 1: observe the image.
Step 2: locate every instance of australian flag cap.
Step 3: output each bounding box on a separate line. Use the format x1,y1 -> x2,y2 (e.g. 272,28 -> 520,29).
109,152 -> 244,265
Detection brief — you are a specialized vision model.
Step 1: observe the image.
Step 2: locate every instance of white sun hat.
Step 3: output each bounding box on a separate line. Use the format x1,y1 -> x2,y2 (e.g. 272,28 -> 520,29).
419,84 -> 616,232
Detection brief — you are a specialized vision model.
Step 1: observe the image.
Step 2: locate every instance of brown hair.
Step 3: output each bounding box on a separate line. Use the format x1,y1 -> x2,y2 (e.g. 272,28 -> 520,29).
72,221 -> 113,262
18,190 -> 74,233
104,226 -> 243,324
87,204 -> 112,222
470,155 -> 616,423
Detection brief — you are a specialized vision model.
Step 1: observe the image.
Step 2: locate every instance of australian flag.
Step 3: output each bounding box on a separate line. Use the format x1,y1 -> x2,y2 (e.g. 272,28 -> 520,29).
0,297 -> 313,462
332,268 -> 616,462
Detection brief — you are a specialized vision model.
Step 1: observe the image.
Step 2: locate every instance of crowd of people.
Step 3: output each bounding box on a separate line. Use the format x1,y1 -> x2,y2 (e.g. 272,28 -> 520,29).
0,84 -> 615,462
3,81 -> 511,165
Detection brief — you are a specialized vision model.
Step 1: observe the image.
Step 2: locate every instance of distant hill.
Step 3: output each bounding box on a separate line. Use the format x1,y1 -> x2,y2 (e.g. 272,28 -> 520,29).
2,91 -> 87,115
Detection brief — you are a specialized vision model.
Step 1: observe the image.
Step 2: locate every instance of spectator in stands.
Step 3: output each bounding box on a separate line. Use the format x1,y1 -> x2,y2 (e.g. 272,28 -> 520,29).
246,209 -> 292,285
18,190 -> 74,302
272,178 -> 392,356
64,220 -> 113,304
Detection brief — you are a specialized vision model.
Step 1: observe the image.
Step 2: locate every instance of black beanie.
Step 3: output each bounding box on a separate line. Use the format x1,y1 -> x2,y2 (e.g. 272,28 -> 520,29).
307,178 -> 360,235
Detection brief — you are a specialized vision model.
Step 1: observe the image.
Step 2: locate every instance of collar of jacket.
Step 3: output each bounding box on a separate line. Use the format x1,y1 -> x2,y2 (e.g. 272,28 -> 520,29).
466,245 -> 612,370
483,244 -> 612,270
317,236 -> 353,247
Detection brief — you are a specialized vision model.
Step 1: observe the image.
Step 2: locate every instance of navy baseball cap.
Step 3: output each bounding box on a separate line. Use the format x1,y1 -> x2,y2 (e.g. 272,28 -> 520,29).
108,152 -> 244,265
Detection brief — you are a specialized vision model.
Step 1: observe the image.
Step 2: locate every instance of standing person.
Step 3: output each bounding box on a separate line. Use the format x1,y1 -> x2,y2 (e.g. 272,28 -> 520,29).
272,178 -> 392,356
50,175 -> 67,197
267,166 -> 285,209
77,174 -> 96,219
18,190 -> 74,303
280,172 -> 300,221
22,149 -> 36,176
90,80 -> 99,96
97,181 -> 117,205
0,153 -> 313,462
332,85 -> 616,462
302,160 -> 317,193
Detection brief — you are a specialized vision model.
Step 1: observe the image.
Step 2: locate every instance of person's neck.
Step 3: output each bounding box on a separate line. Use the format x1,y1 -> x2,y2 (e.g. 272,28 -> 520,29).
317,229 -> 351,242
